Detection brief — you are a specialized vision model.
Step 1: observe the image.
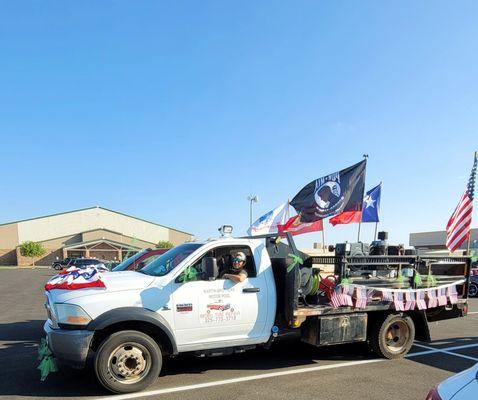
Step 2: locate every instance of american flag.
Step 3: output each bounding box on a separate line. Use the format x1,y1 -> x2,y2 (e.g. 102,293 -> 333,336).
416,291 -> 427,310
427,289 -> 438,309
447,285 -> 458,305
446,154 -> 477,252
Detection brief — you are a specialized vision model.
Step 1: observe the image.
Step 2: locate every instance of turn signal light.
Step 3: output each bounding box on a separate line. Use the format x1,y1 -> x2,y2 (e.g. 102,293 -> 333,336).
425,386 -> 442,400
67,316 -> 90,324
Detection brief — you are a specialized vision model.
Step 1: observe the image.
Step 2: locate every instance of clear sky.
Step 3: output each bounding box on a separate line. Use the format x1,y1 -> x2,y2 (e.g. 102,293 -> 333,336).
1,1 -> 477,248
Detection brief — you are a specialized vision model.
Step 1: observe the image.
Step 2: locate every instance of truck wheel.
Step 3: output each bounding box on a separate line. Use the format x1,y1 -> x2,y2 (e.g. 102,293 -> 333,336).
468,283 -> 478,297
369,314 -> 415,359
94,330 -> 162,394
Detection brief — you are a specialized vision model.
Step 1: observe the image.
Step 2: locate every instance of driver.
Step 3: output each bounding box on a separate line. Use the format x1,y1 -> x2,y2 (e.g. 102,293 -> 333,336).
221,252 -> 248,283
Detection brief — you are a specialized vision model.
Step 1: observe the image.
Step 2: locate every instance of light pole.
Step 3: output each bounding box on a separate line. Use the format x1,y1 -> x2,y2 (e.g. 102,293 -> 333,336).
247,195 -> 259,226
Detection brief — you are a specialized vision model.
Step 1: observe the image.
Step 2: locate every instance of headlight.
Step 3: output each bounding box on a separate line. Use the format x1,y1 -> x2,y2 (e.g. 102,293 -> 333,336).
54,303 -> 92,326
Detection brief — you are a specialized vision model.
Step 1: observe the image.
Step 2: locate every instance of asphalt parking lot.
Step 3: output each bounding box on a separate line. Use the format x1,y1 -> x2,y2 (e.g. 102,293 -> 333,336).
1,268 -> 477,400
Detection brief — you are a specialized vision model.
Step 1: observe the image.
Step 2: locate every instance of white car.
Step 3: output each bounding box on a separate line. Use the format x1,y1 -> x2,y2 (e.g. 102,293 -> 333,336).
426,363 -> 478,399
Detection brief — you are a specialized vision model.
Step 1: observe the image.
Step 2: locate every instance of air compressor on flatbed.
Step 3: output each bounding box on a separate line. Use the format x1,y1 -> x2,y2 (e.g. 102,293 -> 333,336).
43,227 -> 470,393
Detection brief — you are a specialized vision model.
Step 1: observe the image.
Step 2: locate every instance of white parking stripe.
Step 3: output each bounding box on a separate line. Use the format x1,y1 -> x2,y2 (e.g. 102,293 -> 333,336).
413,343 -> 478,362
98,342 -> 478,400
467,311 -> 478,315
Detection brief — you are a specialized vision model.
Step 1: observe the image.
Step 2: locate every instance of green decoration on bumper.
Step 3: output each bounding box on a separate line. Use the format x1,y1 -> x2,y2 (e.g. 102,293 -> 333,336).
37,338 -> 58,381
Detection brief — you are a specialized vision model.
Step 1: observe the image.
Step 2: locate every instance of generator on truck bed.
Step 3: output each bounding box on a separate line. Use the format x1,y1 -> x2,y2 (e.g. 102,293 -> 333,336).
42,228 -> 470,394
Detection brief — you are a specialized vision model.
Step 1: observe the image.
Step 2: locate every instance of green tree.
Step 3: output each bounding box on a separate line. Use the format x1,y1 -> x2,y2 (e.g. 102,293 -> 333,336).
157,240 -> 174,249
19,241 -> 46,267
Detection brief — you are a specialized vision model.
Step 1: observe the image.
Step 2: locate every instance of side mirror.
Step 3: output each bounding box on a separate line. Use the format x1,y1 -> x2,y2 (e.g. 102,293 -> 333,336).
202,257 -> 218,281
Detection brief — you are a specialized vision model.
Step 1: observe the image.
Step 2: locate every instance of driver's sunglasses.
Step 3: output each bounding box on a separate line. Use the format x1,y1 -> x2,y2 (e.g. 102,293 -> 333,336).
232,258 -> 244,263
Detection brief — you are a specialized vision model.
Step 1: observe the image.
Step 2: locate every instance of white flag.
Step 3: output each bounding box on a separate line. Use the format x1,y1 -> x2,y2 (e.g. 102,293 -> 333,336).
247,203 -> 288,236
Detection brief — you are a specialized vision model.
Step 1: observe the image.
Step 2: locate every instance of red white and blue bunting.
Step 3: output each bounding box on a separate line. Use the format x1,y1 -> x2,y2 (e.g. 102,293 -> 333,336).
45,266 -> 107,291
329,280 -> 464,310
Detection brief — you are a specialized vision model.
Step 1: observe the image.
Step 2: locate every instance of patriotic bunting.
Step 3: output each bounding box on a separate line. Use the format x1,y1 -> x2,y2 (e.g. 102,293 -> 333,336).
447,286 -> 458,304
416,291 -> 427,310
437,288 -> 448,306
427,289 -> 438,308
393,292 -> 405,311
354,287 -> 368,309
327,280 -> 465,311
45,266 -> 107,291
404,292 -> 416,311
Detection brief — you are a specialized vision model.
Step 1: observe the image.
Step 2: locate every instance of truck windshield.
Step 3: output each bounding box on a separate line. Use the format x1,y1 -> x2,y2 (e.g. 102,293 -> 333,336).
112,250 -> 148,272
140,243 -> 203,277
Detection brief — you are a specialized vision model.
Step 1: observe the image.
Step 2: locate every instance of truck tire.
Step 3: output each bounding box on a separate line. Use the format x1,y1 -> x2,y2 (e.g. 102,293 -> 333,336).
468,282 -> 478,297
94,330 -> 162,394
369,314 -> 415,359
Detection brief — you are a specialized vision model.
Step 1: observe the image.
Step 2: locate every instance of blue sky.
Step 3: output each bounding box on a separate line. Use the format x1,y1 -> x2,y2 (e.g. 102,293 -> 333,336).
1,1 -> 477,248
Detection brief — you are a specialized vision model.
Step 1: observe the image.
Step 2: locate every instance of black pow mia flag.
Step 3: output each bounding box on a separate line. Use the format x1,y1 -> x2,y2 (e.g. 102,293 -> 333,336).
290,160 -> 366,222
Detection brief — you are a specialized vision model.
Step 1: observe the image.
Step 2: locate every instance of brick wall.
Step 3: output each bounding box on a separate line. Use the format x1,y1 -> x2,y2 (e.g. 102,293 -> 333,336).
16,248 -> 63,267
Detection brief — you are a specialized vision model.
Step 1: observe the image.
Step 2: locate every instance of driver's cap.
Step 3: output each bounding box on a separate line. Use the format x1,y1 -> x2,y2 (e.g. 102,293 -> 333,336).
234,252 -> 246,262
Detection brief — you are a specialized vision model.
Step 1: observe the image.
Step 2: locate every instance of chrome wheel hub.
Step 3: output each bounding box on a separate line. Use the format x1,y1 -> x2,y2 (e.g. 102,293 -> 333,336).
108,343 -> 150,383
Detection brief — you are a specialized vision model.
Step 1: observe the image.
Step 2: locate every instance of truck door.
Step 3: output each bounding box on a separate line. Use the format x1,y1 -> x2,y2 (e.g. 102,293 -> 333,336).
171,245 -> 268,348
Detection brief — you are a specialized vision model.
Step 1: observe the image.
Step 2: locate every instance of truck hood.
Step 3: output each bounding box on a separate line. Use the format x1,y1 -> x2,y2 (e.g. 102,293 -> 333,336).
47,271 -> 156,302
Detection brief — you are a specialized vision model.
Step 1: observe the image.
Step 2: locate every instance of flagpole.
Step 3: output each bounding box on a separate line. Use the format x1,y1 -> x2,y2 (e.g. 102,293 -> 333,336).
357,154 -> 369,243
322,220 -> 326,252
374,222 -> 378,241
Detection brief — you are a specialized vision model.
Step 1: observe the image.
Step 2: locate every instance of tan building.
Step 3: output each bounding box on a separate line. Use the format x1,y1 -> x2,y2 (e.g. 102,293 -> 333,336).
0,206 -> 194,266
409,228 -> 477,254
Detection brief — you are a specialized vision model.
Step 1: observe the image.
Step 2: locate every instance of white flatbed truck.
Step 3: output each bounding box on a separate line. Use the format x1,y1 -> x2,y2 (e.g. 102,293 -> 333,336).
43,229 -> 470,393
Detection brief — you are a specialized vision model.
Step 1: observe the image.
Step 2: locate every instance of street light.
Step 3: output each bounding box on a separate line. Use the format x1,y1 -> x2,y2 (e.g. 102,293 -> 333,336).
247,195 -> 259,226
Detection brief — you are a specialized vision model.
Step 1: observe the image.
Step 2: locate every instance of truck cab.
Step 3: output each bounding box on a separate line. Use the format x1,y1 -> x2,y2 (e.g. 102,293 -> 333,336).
44,236 -> 277,393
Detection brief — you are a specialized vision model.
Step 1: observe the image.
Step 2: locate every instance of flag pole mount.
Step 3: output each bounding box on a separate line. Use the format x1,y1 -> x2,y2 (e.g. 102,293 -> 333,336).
465,151 -> 478,254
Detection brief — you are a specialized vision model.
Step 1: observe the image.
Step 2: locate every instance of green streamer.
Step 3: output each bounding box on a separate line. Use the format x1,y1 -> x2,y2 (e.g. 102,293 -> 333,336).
397,273 -> 404,284
413,274 -> 423,286
37,338 -> 58,381
340,277 -> 351,285
286,253 -> 303,273
470,249 -> 477,263
427,273 -> 437,287
178,266 -> 199,282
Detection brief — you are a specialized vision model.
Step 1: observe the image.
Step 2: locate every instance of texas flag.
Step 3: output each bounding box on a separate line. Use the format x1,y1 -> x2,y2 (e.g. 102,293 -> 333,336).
329,183 -> 381,225
278,214 -> 323,236
361,183 -> 381,223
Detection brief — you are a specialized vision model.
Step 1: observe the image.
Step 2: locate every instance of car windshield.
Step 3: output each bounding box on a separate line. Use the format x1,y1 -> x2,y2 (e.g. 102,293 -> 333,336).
140,243 -> 203,277
112,250 -> 148,272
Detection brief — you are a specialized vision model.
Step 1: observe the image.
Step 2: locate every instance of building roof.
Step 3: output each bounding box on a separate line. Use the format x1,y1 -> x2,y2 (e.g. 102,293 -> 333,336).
410,228 -> 478,248
0,206 -> 192,236
63,238 -> 143,251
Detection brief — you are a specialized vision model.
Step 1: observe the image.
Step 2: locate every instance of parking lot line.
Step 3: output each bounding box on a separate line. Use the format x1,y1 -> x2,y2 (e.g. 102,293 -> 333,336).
98,343 -> 478,400
413,343 -> 478,362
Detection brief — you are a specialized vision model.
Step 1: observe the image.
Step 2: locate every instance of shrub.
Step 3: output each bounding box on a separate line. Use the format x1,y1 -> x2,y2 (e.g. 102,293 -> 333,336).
19,241 -> 45,267
157,240 -> 174,249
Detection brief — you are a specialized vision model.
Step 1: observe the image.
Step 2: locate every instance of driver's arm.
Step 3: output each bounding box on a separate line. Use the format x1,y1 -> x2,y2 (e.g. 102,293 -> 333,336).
223,272 -> 247,283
